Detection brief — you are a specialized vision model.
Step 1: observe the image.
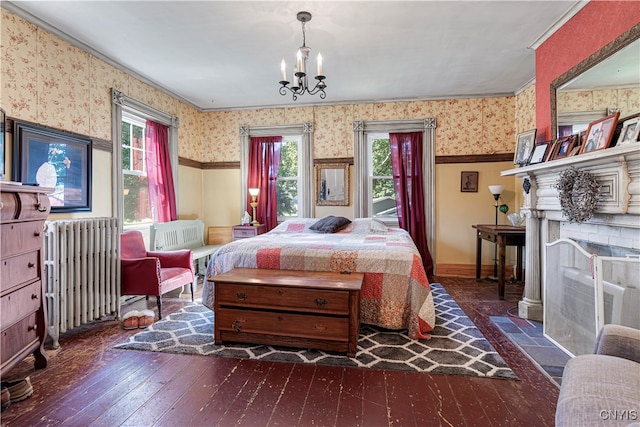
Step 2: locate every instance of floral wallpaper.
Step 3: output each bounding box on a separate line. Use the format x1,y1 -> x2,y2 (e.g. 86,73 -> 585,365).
557,87 -> 640,119
2,9 -> 522,164
201,96 -> 517,162
515,83 -> 536,136
1,9 -> 202,159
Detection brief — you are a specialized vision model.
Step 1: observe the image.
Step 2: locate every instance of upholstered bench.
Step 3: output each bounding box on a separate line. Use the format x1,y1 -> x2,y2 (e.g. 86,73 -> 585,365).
151,219 -> 222,291
555,324 -> 640,427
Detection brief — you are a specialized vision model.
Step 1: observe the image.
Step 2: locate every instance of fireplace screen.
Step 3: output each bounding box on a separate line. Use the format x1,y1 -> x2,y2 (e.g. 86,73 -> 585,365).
544,238 -> 640,356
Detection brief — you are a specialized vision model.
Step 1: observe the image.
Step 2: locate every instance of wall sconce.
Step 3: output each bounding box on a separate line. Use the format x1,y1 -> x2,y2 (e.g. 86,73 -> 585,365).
248,188 -> 260,226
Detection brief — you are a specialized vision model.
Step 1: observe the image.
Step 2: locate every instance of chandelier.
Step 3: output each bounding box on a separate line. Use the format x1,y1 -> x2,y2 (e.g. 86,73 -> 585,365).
278,11 -> 326,101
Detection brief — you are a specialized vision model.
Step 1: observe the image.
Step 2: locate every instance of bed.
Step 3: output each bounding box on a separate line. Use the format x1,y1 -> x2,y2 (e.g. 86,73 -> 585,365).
203,218 -> 435,339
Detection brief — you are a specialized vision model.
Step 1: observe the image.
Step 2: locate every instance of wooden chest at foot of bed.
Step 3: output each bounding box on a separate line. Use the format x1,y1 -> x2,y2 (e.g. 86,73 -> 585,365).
210,268 -> 364,357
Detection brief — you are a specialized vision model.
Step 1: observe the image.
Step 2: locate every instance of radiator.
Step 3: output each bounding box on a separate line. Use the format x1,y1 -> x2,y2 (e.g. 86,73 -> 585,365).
43,218 -> 120,348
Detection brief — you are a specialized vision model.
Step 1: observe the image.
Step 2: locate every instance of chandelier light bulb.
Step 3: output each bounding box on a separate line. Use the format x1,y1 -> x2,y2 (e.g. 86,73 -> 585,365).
280,59 -> 286,82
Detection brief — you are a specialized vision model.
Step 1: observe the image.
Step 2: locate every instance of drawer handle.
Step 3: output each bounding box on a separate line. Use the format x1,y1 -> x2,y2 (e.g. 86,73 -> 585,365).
32,294 -> 39,300
34,231 -> 41,237
236,292 -> 248,301
232,319 -> 242,333
28,325 -> 37,332
36,194 -> 48,212
315,298 -> 328,307
28,262 -> 36,268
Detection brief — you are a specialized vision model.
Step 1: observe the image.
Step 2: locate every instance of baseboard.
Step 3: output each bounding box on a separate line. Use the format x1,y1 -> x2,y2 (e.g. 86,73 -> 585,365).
436,263 -> 517,279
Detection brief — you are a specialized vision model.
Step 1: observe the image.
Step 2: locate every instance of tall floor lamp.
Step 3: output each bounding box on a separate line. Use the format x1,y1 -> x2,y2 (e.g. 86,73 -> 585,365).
488,185 -> 504,279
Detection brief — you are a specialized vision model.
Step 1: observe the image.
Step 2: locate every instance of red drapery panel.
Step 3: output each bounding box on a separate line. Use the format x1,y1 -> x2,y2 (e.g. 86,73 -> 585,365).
389,131 -> 433,278
145,120 -> 177,223
248,136 -> 282,231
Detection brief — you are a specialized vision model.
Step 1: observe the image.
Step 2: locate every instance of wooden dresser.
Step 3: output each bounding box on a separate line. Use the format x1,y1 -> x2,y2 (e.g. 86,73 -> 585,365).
210,268 -> 363,357
1,183 -> 51,376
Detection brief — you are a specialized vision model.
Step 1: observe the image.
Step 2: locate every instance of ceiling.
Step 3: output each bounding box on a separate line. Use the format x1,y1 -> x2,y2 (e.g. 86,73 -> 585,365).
5,1 -> 585,111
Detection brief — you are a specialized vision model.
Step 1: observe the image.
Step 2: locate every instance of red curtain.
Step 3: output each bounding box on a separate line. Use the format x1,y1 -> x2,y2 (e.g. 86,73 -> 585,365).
389,132 -> 433,278
248,136 -> 282,231
145,120 -> 177,223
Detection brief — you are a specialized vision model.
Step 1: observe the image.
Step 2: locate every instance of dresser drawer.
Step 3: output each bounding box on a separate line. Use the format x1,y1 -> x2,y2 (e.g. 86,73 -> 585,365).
216,307 -> 349,342
0,190 -> 50,222
1,312 -> 39,368
232,228 -> 258,239
1,252 -> 41,293
216,283 -> 350,315
1,281 -> 42,328
0,222 -> 45,256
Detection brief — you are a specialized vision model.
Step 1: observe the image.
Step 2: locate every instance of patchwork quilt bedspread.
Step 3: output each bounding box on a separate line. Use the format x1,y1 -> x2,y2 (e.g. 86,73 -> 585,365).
203,218 -> 435,339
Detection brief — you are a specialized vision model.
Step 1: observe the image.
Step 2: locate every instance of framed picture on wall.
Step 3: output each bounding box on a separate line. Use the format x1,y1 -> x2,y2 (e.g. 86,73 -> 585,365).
579,112 -> 620,154
513,129 -> 537,166
12,121 -> 92,212
460,171 -> 478,192
0,108 -> 5,180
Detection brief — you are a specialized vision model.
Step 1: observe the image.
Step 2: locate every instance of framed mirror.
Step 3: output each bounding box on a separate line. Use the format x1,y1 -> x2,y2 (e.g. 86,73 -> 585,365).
551,25 -> 640,137
316,163 -> 349,206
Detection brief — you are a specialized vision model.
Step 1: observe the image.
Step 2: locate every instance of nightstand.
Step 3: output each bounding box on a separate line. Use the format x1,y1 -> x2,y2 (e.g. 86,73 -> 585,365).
232,224 -> 266,241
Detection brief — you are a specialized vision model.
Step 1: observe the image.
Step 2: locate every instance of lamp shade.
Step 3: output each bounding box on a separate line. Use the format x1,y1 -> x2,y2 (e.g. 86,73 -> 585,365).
488,185 -> 504,196
248,188 -> 260,197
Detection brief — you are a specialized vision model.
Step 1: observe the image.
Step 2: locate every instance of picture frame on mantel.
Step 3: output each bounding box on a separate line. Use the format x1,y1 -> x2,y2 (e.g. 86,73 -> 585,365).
617,116 -> 640,145
12,121 -> 92,212
513,129 -> 536,166
579,112 -> 620,154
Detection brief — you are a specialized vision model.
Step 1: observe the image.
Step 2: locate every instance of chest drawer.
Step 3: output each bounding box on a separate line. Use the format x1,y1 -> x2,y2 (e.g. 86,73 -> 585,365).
1,281 -> 42,327
216,307 -> 349,342
1,251 -> 41,293
1,222 -> 45,256
216,283 -> 350,315
1,312 -> 39,367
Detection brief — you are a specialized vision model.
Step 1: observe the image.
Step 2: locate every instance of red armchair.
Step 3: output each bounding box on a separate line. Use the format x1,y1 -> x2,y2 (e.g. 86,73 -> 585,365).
120,230 -> 195,319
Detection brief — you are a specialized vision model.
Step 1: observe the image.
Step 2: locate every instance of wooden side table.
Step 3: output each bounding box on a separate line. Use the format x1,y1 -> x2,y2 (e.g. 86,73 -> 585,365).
232,224 -> 266,241
472,224 -> 526,299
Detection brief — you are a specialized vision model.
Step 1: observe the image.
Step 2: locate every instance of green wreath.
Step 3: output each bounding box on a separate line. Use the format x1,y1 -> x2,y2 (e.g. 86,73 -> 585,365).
556,167 -> 599,223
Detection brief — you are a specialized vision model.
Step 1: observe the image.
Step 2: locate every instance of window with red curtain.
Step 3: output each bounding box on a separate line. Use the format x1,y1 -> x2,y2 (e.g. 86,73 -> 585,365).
389,131 -> 434,277
247,136 -> 282,230
145,120 -> 177,223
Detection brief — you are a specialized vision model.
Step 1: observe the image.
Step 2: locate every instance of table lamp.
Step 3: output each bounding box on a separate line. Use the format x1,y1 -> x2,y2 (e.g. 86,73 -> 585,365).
248,188 -> 260,226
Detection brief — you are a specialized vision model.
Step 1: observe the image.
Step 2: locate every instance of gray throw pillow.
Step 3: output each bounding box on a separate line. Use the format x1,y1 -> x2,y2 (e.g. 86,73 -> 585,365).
309,215 -> 352,233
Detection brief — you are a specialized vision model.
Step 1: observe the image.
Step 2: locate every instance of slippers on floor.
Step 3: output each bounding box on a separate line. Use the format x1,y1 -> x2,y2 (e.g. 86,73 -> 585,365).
138,309 -> 155,328
122,310 -> 140,329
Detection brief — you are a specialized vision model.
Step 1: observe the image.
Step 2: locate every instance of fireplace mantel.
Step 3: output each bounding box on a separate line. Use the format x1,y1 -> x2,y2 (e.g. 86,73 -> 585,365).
498,143 -> 639,321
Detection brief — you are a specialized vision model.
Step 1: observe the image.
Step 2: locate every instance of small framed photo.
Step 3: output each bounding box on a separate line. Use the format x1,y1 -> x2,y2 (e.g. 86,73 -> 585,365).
528,140 -> 552,165
579,112 -> 620,154
617,116 -> 640,145
549,135 -> 575,161
514,129 -> 537,166
460,171 -> 478,192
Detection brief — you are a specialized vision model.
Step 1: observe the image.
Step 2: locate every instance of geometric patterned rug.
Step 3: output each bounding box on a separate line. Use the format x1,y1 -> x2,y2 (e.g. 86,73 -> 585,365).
114,283 -> 518,379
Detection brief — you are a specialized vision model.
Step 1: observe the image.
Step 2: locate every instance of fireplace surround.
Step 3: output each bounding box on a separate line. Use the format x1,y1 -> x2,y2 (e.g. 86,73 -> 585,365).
502,143 -> 640,327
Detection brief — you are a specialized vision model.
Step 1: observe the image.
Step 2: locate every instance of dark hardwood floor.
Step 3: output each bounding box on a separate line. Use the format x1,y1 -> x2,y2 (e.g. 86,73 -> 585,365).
1,276 -> 558,426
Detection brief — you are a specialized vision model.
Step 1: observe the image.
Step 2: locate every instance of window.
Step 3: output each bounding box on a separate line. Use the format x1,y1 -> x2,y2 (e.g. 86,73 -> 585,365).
276,135 -> 302,221
121,114 -> 152,225
111,88 -> 179,231
353,118 -> 436,261
367,132 -> 397,220
240,124 -> 314,221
